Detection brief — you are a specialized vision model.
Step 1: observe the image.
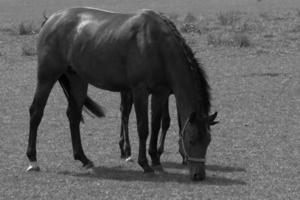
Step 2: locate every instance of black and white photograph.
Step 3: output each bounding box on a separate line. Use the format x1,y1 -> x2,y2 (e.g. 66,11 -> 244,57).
0,0 -> 299,199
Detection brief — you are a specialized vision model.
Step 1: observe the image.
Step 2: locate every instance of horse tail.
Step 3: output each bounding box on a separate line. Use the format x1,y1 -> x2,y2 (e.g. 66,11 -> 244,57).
58,74 -> 105,122
84,96 -> 106,118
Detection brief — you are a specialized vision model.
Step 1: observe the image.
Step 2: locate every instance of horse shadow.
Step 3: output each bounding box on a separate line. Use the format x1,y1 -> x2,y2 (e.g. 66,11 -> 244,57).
163,161 -> 246,173
58,162 -> 246,186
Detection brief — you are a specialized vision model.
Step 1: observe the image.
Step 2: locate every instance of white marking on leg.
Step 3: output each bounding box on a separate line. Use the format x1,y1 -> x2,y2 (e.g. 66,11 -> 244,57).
125,156 -> 134,162
26,162 -> 40,171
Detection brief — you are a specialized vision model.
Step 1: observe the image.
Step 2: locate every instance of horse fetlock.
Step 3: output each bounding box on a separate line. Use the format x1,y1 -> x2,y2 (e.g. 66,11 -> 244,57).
83,160 -> 94,169
151,159 -> 161,167
125,156 -> 134,162
138,159 -> 153,173
148,150 -> 160,164
157,149 -> 163,157
119,144 -> 126,158
120,151 -> 126,159
26,150 -> 37,162
74,152 -> 90,164
26,162 -> 40,172
148,149 -> 157,157
124,145 -> 131,156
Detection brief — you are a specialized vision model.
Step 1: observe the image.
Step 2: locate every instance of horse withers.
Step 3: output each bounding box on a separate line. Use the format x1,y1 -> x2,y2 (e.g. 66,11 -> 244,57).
26,7 -> 217,181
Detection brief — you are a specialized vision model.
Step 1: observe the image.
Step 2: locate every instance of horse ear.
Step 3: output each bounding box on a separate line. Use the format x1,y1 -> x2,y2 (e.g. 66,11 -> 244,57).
189,112 -> 197,123
209,112 -> 219,126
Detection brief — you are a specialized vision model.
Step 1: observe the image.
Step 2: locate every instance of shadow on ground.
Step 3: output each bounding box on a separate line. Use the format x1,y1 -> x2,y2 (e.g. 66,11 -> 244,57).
58,163 -> 246,186
163,161 -> 246,173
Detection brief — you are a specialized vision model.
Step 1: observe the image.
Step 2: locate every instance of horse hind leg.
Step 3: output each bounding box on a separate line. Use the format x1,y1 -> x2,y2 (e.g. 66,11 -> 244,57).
148,94 -> 163,168
59,73 -> 94,169
119,91 -> 133,161
157,99 -> 170,160
26,63 -> 63,171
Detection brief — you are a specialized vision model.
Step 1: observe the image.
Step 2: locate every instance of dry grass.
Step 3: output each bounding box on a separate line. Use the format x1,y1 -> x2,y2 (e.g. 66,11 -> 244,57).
296,9 -> 300,17
201,10 -> 256,48
0,23 -> 17,35
18,21 -> 39,35
217,11 -> 242,26
166,12 -> 180,22
207,32 -> 251,47
288,24 -> 300,33
21,44 -> 36,56
232,32 -> 251,47
0,21 -> 39,35
183,12 -> 198,23
179,23 -> 202,34
206,13 -> 252,48
165,12 -> 204,34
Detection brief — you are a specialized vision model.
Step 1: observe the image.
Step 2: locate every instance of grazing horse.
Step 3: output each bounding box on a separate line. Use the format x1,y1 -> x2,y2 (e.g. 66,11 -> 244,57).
26,7 -> 218,181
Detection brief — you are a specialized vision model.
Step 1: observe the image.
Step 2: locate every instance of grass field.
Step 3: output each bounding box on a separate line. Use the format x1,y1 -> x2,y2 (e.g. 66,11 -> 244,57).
0,0 -> 299,199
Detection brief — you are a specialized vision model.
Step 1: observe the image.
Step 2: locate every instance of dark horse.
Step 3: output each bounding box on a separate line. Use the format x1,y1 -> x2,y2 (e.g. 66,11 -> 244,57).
26,7 -> 218,181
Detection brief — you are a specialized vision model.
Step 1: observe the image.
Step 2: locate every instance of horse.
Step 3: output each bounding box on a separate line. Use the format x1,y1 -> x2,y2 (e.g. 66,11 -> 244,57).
26,7 -> 218,181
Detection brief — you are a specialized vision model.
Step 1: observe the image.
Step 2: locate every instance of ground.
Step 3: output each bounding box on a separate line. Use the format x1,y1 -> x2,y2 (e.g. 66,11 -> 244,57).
0,0 -> 299,199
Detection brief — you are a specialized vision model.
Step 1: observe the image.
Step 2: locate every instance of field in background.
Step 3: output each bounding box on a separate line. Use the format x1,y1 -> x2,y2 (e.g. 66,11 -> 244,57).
0,0 -> 299,199
1,0 -> 300,22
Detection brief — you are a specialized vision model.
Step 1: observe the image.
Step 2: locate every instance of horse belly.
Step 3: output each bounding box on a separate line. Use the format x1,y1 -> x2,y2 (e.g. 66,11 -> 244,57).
73,57 -> 129,91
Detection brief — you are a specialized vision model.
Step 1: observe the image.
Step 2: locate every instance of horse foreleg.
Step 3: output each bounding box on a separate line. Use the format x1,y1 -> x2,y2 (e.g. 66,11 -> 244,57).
148,94 -> 163,167
119,93 -> 125,159
119,91 -> 133,161
132,88 -> 153,173
176,111 -> 187,165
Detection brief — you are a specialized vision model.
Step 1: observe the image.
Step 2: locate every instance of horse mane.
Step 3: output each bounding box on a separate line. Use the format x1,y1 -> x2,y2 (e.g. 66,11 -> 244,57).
154,12 -> 211,116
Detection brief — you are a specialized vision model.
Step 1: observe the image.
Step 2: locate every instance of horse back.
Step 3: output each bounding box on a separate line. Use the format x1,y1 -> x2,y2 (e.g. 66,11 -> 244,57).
38,7 -> 170,91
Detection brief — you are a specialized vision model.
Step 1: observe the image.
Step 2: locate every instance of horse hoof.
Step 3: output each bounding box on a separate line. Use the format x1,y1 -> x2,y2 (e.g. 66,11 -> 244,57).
125,156 -> 134,162
182,161 -> 188,166
143,166 -> 154,173
153,165 -> 164,172
83,161 -> 94,169
26,162 -> 40,172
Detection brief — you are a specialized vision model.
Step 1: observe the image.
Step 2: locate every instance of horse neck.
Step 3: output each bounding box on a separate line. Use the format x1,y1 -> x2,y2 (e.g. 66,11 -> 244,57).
169,64 -> 200,126
156,13 -> 209,125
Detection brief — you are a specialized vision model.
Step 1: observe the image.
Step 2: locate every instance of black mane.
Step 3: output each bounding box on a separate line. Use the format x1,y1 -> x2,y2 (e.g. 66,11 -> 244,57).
156,12 -> 211,116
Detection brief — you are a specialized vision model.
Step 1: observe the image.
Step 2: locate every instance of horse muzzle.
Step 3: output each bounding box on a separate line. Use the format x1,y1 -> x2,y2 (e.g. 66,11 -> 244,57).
189,161 -> 206,181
